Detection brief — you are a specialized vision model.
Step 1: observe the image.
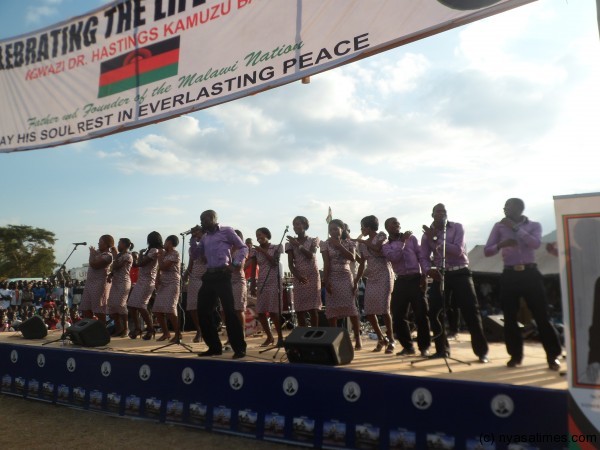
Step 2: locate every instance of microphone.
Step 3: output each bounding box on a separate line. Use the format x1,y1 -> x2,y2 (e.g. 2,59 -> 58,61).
73,242 -> 87,246
180,229 -> 192,236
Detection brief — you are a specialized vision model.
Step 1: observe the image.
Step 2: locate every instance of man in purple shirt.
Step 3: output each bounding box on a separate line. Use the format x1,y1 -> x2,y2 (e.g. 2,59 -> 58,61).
484,198 -> 561,370
382,217 -> 431,357
421,204 -> 489,362
190,210 -> 248,359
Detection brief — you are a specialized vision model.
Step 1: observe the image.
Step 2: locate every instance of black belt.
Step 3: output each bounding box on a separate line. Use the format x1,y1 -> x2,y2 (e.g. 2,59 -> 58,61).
206,266 -> 229,273
504,263 -> 537,272
396,273 -> 421,280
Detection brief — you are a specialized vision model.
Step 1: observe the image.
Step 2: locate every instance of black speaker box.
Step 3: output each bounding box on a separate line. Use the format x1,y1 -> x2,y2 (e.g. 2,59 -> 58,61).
483,314 -> 524,342
19,315 -> 48,339
66,319 -> 110,347
284,327 -> 354,365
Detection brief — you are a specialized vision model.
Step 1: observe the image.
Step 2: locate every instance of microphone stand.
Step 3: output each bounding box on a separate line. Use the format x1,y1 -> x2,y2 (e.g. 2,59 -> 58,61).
411,219 -> 470,373
260,226 -> 288,359
43,243 -> 81,346
151,232 -> 194,353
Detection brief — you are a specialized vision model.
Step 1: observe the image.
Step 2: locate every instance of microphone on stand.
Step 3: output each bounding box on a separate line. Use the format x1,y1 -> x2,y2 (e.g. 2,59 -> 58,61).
180,229 -> 192,236
72,242 -> 87,246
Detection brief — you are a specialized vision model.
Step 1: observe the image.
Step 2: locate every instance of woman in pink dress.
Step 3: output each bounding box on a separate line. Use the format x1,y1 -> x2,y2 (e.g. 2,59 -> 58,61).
321,219 -> 362,350
354,215 -> 395,354
107,238 -> 134,337
232,229 -> 248,337
250,227 -> 284,347
286,216 -> 322,327
183,226 -> 205,342
154,235 -> 182,342
127,231 -> 162,340
80,235 -> 114,324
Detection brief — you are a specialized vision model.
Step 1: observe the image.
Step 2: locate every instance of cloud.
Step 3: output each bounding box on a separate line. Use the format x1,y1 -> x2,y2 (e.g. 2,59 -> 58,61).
25,0 -> 63,24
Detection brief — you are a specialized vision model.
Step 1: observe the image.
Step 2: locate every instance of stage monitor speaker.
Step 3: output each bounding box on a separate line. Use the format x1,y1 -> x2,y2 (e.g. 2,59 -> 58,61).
19,315 -> 48,339
66,319 -> 110,347
284,327 -> 354,365
483,314 -> 524,342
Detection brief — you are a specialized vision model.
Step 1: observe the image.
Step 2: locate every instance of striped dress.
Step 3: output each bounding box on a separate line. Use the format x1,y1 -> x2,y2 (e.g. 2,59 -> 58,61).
80,251 -> 113,315
107,252 -> 133,315
153,250 -> 181,315
285,236 -> 322,312
321,239 -> 358,319
127,248 -> 159,309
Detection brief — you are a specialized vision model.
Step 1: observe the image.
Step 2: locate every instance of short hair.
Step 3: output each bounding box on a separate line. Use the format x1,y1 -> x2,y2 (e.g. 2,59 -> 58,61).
200,210 -> 217,220
235,229 -> 244,240
119,238 -> 134,251
361,215 -> 379,231
100,234 -> 115,248
165,235 -> 179,247
329,219 -> 348,240
507,198 -> 525,213
384,217 -> 397,229
293,216 -> 309,230
147,231 -> 164,249
256,227 -> 272,240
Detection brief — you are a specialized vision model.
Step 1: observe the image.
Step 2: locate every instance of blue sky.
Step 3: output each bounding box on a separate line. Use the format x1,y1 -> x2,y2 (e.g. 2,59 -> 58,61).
0,0 -> 599,273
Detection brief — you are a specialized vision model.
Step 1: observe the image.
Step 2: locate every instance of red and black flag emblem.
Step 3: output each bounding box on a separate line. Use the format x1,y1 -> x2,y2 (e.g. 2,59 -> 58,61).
98,36 -> 180,98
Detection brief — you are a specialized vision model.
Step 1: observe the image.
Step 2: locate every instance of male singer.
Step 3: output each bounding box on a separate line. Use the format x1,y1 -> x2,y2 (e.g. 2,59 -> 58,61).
484,198 -> 561,370
191,210 -> 248,359
421,204 -> 489,363
381,217 -> 431,357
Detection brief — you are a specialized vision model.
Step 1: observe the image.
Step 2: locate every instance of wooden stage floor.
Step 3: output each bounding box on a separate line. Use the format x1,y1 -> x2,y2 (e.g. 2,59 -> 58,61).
0,329 -> 567,391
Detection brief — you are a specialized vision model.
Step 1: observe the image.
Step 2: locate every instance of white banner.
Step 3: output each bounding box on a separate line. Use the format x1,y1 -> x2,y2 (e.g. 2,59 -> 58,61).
554,192 -> 600,440
0,0 -> 534,153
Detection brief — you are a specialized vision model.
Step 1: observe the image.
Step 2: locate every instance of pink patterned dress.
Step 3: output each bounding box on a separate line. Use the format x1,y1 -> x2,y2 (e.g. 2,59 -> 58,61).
80,251 -> 113,315
321,239 -> 358,319
153,250 -> 181,315
186,247 -> 207,311
107,252 -> 133,315
285,237 -> 322,312
359,232 -> 394,315
127,248 -> 158,309
231,248 -> 247,312
251,244 -> 283,314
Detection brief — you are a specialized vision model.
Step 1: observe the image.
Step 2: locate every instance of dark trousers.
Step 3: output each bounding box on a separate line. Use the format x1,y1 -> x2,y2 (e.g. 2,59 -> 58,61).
500,268 -> 561,362
428,268 -> 488,357
197,270 -> 246,354
391,275 -> 431,351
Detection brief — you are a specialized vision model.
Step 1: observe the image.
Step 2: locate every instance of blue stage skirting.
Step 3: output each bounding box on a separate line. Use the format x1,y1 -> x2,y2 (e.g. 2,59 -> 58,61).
0,342 -> 566,449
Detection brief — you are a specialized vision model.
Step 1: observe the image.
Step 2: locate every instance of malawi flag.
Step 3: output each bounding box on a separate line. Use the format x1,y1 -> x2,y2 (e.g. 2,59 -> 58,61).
98,36 -> 180,98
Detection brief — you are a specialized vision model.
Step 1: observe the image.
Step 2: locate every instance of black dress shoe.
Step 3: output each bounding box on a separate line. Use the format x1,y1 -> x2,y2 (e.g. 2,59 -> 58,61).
232,351 -> 246,359
478,355 -> 490,363
430,351 -> 450,359
396,347 -> 416,356
548,359 -> 561,371
198,349 -> 222,357
506,358 -> 522,368
420,349 -> 431,357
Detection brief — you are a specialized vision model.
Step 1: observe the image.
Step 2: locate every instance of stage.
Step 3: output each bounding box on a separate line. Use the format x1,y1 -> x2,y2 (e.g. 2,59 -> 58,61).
0,329 -> 567,449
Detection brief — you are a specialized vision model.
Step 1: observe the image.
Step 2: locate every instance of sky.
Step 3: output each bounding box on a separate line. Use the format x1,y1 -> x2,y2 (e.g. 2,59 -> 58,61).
0,0 -> 599,274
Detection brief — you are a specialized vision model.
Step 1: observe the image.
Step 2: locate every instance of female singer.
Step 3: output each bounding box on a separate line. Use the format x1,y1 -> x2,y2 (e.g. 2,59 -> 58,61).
250,227 -> 284,347
128,231 -> 162,340
354,215 -> 395,354
154,235 -> 182,342
183,226 -> 205,343
232,230 -> 248,337
107,238 -> 134,337
321,219 -> 362,350
286,216 -> 321,327
80,235 -> 114,324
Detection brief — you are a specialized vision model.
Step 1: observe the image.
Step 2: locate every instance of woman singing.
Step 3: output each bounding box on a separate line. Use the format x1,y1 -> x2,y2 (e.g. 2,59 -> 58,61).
321,219 -> 362,350
128,231 -> 162,340
107,238 -> 134,337
250,227 -> 284,347
286,216 -> 322,327
80,235 -> 114,324
354,215 -> 395,354
183,226 -> 205,343
154,235 -> 182,342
